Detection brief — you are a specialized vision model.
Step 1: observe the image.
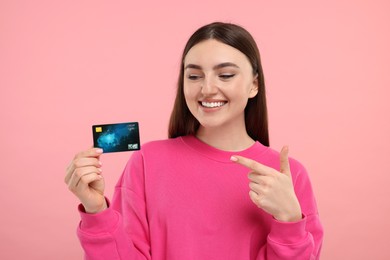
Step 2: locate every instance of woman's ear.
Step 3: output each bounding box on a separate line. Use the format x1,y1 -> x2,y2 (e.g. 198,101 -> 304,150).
249,74 -> 259,98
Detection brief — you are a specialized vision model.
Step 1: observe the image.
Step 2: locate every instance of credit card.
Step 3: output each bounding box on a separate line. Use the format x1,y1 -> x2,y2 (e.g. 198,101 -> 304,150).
92,122 -> 140,153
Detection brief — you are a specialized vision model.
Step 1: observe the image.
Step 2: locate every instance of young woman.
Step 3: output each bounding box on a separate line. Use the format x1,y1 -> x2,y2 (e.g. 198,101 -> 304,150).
65,22 -> 324,259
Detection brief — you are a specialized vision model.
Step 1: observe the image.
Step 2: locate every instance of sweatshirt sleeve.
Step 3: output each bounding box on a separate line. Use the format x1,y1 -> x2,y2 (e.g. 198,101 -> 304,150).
77,151 -> 151,260
257,161 -> 324,260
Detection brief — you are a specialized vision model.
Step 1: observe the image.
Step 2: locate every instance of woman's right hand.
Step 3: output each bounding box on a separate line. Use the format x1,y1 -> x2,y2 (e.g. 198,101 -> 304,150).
65,148 -> 107,213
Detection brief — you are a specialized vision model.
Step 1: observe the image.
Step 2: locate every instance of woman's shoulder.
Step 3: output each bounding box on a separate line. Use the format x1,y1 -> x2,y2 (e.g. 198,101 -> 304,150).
141,137 -> 182,149
126,137 -> 184,166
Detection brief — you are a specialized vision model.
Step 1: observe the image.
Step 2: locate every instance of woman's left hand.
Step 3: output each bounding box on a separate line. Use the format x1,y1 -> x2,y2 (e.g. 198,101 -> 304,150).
231,146 -> 302,222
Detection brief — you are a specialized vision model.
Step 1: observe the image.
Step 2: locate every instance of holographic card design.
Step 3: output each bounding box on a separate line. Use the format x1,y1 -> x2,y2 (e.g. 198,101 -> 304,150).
92,122 -> 140,153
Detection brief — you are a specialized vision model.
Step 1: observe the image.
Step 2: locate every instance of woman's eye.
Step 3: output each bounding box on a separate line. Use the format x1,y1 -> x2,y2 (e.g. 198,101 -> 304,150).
219,74 -> 235,79
188,75 -> 202,80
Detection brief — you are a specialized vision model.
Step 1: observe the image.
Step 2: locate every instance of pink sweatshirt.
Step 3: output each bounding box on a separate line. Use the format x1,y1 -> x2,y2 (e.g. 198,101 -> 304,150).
77,135 -> 324,259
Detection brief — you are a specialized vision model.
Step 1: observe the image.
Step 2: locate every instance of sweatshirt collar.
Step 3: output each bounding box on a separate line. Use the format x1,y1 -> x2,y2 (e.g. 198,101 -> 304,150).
180,135 -> 268,163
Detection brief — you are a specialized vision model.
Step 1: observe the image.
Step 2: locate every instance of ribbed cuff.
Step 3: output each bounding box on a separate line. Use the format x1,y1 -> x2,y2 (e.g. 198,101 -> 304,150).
268,214 -> 307,245
78,201 -> 119,234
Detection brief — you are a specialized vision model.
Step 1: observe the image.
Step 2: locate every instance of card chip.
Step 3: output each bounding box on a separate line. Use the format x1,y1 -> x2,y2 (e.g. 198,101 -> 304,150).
95,127 -> 102,133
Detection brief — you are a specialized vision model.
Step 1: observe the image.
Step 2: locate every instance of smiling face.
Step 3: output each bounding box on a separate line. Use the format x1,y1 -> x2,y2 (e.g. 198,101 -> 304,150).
183,39 -> 258,132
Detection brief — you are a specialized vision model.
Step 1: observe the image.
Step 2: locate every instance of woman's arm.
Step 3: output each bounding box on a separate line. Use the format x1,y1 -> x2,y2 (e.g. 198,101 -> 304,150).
232,147 -> 324,259
77,151 -> 152,260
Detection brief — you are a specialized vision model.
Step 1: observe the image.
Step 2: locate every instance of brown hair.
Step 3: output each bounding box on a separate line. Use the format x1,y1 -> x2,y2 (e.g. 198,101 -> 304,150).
168,22 -> 269,146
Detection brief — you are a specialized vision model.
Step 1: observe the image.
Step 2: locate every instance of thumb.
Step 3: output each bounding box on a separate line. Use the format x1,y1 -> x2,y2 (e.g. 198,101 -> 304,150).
280,145 -> 291,176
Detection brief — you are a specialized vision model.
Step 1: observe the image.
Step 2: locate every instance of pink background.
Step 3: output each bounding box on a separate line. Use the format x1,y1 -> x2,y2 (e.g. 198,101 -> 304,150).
1,1 -> 389,259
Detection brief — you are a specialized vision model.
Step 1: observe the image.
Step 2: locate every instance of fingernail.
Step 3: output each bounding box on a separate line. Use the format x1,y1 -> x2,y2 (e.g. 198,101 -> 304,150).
230,156 -> 238,162
98,161 -> 102,166
96,148 -> 103,154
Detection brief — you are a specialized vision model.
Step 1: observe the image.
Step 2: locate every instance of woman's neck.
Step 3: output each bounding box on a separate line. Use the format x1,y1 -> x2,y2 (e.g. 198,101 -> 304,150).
195,125 -> 255,152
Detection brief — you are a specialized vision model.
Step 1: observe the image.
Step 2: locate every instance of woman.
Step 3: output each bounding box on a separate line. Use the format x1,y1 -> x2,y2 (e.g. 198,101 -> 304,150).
65,22 -> 324,259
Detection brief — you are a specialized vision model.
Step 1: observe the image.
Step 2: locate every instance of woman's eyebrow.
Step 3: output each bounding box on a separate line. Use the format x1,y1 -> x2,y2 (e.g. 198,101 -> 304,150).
184,62 -> 240,70
213,62 -> 239,70
184,64 -> 202,70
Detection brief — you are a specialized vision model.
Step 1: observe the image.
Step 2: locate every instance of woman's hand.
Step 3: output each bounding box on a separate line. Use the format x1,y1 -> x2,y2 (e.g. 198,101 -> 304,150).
65,148 -> 107,214
231,146 -> 302,222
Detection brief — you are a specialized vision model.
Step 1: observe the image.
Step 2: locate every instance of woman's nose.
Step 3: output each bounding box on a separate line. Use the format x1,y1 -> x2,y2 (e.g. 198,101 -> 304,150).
201,76 -> 218,95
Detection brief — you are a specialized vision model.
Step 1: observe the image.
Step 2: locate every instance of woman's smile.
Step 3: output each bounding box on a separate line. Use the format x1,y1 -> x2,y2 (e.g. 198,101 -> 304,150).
200,101 -> 227,108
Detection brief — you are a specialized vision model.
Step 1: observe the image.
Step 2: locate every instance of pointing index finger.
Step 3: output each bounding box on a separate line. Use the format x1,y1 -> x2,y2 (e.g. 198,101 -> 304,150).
230,155 -> 273,176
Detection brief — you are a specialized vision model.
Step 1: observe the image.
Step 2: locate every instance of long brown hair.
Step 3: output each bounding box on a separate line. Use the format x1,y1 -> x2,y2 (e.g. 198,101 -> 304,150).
168,22 -> 269,146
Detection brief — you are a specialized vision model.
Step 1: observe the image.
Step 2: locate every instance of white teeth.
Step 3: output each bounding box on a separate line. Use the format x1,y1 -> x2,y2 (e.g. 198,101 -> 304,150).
201,101 -> 226,108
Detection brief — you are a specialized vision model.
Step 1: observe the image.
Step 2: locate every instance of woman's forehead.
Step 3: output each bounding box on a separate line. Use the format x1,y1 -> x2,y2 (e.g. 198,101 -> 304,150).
184,39 -> 251,69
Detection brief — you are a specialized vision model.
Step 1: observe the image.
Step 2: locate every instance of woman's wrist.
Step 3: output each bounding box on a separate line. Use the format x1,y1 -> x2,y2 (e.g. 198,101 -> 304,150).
84,200 -> 108,214
274,210 -> 302,222
274,200 -> 302,222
